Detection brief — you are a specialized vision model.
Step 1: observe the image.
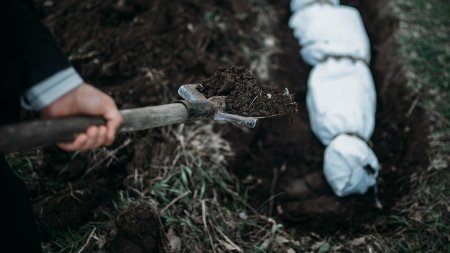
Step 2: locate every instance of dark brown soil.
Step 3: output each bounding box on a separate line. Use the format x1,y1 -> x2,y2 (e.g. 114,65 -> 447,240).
28,0 -> 430,249
199,66 -> 298,117
105,203 -> 161,253
33,175 -> 122,235
32,0 -> 266,250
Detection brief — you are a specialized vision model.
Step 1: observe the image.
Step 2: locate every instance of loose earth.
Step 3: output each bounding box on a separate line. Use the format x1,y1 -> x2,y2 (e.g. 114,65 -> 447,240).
199,66 -> 298,117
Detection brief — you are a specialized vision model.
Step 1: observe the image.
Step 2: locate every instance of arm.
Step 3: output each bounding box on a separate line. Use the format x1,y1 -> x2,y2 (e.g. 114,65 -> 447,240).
11,0 -> 122,151
13,0 -> 74,97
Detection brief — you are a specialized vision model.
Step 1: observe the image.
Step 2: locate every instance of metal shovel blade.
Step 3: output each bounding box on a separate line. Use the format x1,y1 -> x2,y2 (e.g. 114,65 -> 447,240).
178,84 -> 258,128
178,84 -> 206,100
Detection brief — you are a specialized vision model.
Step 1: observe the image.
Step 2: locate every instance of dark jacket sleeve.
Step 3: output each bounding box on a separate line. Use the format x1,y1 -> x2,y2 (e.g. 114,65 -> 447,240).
11,0 -> 71,93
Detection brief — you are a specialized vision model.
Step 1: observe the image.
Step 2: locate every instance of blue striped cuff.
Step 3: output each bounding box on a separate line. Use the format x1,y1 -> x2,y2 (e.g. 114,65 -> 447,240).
21,67 -> 83,110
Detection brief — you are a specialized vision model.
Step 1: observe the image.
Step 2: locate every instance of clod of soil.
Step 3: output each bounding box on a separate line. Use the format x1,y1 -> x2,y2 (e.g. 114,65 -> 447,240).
33,175 -> 121,236
198,66 -> 298,117
105,203 -> 161,253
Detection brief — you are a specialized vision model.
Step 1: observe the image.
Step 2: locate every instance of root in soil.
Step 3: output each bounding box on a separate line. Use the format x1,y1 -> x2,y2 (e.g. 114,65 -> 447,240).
198,66 -> 298,117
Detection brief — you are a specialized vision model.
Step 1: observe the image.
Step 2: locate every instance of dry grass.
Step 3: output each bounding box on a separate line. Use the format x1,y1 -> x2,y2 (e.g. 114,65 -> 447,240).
368,0 -> 450,251
115,123 -> 300,252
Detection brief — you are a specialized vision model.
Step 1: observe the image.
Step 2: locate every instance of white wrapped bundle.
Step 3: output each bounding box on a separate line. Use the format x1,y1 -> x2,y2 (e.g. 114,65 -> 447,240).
289,0 -> 379,197
290,0 -> 339,12
324,135 -> 379,196
307,58 -> 375,144
306,58 -> 379,196
289,5 -> 370,66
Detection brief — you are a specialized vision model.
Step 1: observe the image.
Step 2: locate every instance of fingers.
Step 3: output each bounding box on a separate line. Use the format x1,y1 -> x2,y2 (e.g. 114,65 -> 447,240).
57,126 -> 109,152
65,97 -> 121,151
86,95 -> 122,146
44,84 -> 123,152
104,101 -> 123,145
97,126 -> 108,148
82,126 -> 99,150
102,97 -> 122,145
57,105 -> 121,152
58,134 -> 88,152
81,126 -> 109,150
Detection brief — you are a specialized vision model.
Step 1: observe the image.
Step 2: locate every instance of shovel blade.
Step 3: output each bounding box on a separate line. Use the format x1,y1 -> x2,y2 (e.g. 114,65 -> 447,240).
178,84 -> 206,100
178,83 -> 259,128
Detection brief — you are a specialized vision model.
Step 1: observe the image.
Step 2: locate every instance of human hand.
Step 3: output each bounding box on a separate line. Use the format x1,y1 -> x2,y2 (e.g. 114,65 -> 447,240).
41,84 -> 122,151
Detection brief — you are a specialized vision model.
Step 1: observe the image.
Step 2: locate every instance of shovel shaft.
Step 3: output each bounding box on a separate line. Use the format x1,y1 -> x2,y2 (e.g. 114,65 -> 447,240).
120,103 -> 188,132
0,103 -> 189,153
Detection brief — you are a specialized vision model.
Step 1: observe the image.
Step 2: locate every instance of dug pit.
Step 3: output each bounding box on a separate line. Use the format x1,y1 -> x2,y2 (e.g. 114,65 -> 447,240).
199,66 -> 298,117
224,0 -> 430,234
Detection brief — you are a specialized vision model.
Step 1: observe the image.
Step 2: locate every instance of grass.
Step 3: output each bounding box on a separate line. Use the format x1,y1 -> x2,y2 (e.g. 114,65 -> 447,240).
35,123 -> 300,252
6,150 -> 67,194
356,0 -> 450,251
376,173 -> 450,252
393,0 -> 450,128
41,222 -> 113,253
119,123 -> 300,252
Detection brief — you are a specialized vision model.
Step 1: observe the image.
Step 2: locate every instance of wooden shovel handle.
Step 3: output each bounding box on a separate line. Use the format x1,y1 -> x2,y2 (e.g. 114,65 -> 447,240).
0,103 -> 188,153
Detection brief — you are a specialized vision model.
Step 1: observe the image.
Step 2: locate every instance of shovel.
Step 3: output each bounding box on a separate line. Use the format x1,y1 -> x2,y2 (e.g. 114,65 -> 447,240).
0,84 -> 260,153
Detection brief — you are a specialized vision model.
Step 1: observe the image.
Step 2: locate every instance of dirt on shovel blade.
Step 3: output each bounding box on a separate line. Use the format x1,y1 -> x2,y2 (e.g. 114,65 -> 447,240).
198,66 -> 298,117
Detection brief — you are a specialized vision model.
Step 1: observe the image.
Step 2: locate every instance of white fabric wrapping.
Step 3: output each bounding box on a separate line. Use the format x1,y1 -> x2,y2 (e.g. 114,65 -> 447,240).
290,0 -> 339,12
289,5 -> 370,66
324,134 -> 379,197
306,58 -> 379,197
289,0 -> 379,197
306,58 -> 375,144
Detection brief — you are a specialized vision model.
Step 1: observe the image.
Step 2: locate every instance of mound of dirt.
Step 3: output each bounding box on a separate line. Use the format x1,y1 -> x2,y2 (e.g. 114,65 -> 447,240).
34,175 -> 122,236
198,66 -> 298,117
105,203 -> 161,253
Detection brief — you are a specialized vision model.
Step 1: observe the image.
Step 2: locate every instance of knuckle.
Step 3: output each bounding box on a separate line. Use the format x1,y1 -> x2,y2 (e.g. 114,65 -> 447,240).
116,115 -> 123,124
43,106 -> 57,117
105,96 -> 115,106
